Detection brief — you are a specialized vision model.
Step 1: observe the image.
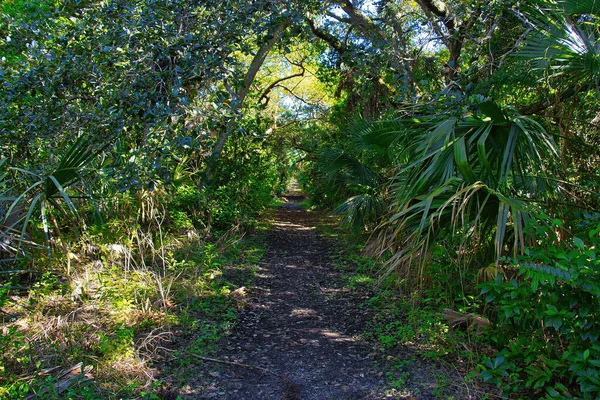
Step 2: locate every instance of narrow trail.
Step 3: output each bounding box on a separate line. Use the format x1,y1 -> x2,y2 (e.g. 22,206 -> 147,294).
185,195 -> 439,399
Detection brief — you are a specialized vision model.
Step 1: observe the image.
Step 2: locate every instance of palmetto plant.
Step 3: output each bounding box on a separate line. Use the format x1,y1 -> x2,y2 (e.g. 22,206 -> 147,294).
0,135 -> 105,265
368,0 -> 600,285
520,0 -> 600,91
316,119 -> 409,231
370,101 -> 559,283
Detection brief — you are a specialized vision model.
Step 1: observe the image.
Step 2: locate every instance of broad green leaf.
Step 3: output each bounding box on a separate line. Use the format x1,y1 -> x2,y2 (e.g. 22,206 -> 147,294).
478,101 -> 506,124
453,136 -> 475,183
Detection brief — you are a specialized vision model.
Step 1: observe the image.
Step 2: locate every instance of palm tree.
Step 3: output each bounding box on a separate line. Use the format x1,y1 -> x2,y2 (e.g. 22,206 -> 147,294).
316,119 -> 409,231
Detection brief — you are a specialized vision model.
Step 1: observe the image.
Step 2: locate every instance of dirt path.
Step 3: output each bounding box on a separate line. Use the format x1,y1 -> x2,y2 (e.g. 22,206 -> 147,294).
183,196 -> 438,399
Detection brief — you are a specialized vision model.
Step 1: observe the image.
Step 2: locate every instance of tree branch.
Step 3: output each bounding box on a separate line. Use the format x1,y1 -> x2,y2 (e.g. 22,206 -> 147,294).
187,352 -> 291,381
415,0 -> 454,31
277,84 -> 326,110
259,64 -> 306,104
201,19 -> 290,188
334,0 -> 386,43
237,21 -> 291,104
307,18 -> 345,55
325,10 -> 351,23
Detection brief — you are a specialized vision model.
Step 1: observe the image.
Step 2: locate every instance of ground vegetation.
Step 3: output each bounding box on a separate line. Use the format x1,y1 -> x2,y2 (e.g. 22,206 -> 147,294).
1,0 -> 599,398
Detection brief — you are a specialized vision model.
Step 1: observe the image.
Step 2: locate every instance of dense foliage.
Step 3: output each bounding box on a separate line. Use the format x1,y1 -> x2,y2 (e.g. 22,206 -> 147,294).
1,0 -> 599,398
481,222 -> 600,398
297,1 -> 600,398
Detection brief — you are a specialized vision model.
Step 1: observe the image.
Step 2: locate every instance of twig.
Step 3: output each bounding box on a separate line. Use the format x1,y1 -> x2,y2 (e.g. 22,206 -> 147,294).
0,308 -> 17,318
24,363 -> 93,399
186,352 -> 290,382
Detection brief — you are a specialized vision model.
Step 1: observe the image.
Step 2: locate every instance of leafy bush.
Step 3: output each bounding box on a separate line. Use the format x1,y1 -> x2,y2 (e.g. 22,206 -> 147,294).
208,137 -> 285,229
479,218 -> 600,399
169,184 -> 207,231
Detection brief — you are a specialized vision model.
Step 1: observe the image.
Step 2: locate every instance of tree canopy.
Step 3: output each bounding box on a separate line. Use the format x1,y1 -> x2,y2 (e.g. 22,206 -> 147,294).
1,0 -> 600,398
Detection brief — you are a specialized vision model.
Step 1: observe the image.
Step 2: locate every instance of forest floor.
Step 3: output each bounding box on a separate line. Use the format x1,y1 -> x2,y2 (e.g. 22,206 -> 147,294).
163,194 -> 469,399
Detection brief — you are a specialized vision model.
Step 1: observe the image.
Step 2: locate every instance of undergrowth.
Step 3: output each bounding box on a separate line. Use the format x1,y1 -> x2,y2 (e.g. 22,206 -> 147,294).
322,220 -> 496,399
0,195 -> 269,399
477,216 -> 600,399
321,209 -> 600,399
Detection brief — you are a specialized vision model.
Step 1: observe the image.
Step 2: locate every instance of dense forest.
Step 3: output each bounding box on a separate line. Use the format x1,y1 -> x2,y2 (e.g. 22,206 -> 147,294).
1,0 -> 599,398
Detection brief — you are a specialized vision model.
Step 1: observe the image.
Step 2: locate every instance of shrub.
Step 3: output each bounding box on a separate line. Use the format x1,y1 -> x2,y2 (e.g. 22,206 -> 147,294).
479,218 -> 600,399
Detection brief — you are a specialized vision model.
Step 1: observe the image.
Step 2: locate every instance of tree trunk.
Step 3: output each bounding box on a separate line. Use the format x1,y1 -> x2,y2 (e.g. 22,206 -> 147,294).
201,20 -> 290,188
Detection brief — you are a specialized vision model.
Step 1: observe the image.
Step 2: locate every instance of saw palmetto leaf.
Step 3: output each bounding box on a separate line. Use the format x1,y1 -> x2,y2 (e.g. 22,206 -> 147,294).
1,135 -> 105,262
519,2 -> 600,89
370,102 -> 558,285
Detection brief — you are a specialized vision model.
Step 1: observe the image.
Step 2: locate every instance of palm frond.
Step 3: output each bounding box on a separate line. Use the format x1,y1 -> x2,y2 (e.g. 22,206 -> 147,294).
1,135 -> 106,264
371,102 -> 557,285
518,3 -> 600,89
334,192 -> 384,231
45,135 -> 98,199
558,0 -> 600,16
317,148 -> 379,188
349,118 -> 414,163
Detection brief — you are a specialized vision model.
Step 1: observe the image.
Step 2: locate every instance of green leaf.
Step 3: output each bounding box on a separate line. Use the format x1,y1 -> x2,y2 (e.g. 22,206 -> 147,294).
478,101 -> 506,123
453,136 -> 476,182
47,176 -> 78,216
545,318 -> 563,331
559,0 -> 600,16
492,355 -> 506,370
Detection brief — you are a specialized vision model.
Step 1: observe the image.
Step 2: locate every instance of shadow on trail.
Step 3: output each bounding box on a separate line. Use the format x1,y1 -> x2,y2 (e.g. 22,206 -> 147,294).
183,195 -> 440,399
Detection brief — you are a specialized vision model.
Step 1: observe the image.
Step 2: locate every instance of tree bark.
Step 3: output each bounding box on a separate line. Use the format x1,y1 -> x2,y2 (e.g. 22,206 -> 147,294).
307,18 -> 345,55
415,0 -> 478,81
201,20 -> 290,188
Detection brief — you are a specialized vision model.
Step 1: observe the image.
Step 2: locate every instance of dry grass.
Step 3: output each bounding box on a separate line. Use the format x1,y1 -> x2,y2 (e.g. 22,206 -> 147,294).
0,216 -> 257,399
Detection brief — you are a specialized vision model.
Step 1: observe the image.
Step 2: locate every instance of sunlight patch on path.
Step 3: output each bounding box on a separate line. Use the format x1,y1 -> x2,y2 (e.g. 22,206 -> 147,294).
272,221 -> 315,230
